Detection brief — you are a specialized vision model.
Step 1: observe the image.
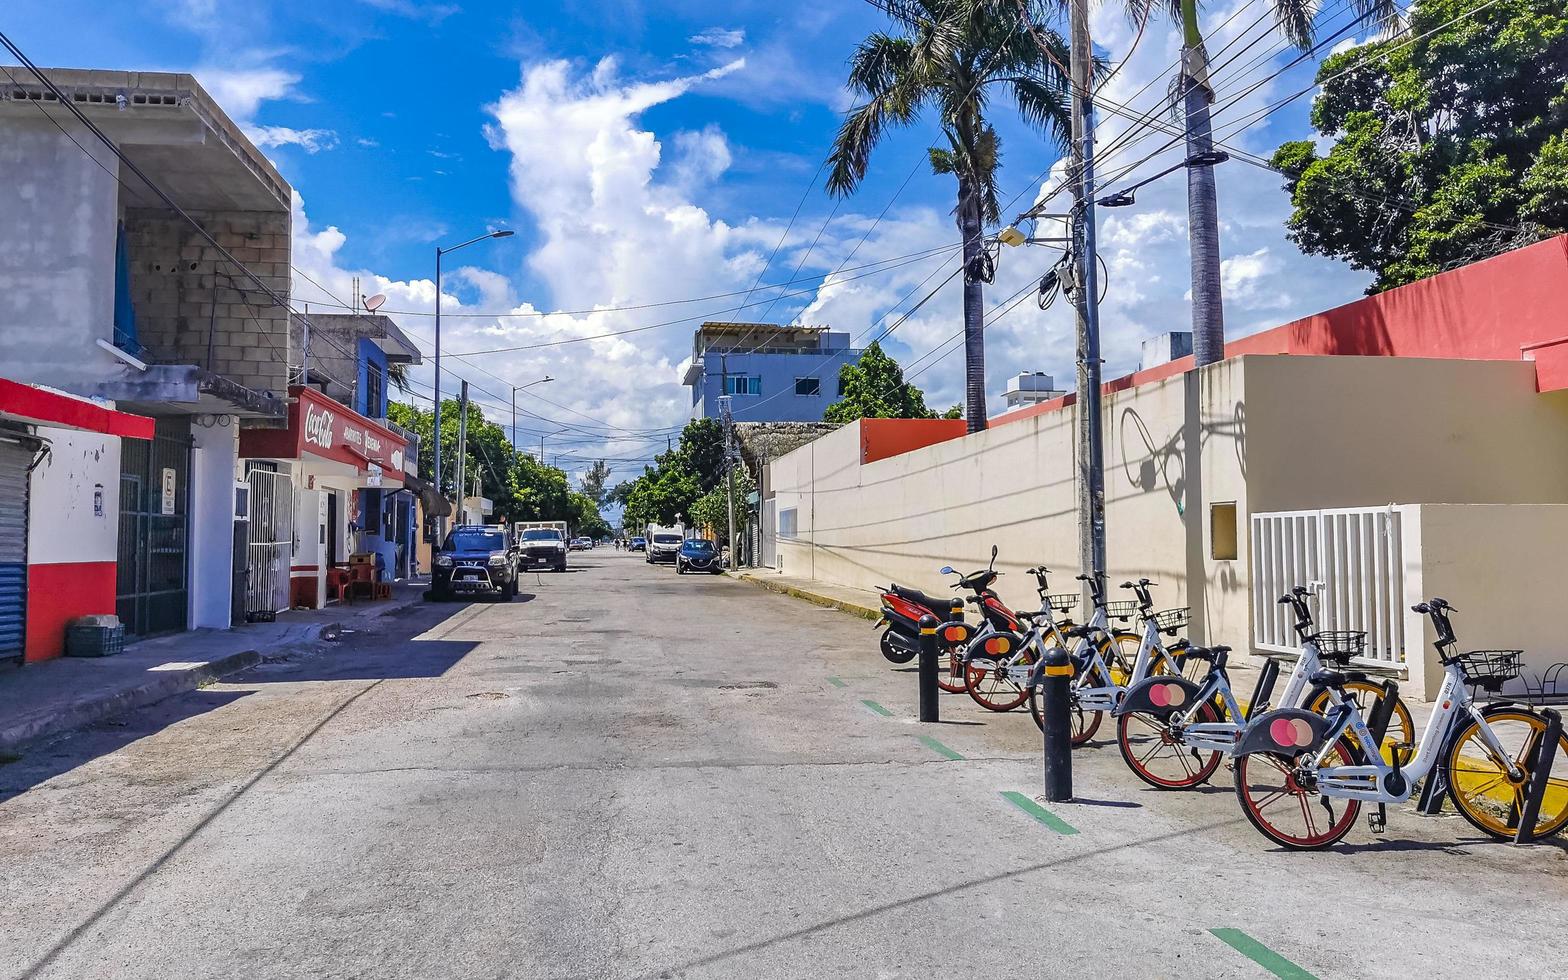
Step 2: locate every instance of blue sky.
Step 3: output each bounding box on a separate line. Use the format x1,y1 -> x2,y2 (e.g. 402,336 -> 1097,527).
5,0 -> 1375,480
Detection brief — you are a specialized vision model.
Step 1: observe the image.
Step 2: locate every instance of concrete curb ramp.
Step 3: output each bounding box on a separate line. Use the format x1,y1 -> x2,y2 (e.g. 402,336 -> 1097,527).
732,572 -> 880,621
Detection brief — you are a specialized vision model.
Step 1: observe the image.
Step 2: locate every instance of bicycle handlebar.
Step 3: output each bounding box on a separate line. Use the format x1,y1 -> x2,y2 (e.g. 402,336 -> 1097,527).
1278,589 -> 1314,638
1412,598 -> 1458,649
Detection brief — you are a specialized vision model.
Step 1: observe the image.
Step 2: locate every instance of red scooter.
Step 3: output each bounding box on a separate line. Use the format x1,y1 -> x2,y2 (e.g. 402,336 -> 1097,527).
875,546 -> 1018,664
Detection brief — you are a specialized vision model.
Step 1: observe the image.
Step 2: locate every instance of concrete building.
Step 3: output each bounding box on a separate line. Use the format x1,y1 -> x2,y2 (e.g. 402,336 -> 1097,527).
769,235 -> 1568,701
1001,372 -> 1067,409
0,69 -> 292,640
1141,332 -> 1193,371
0,380 -> 154,663
683,322 -> 864,423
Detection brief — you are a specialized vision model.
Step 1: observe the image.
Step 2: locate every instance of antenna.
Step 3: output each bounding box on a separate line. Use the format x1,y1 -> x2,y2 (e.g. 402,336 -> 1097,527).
364,293 -> 387,313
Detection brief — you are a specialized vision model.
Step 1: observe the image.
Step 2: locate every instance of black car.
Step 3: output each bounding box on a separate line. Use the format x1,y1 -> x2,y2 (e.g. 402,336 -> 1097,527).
519,527 -> 568,572
675,538 -> 723,574
430,525 -> 519,600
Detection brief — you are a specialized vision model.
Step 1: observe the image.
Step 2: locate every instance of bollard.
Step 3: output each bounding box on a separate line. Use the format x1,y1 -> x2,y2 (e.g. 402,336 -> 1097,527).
948,598 -> 966,688
918,614 -> 940,723
1040,646 -> 1074,802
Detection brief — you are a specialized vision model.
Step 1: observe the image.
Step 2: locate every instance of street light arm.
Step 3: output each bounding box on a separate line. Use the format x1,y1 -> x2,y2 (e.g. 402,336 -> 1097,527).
438,229 -> 514,256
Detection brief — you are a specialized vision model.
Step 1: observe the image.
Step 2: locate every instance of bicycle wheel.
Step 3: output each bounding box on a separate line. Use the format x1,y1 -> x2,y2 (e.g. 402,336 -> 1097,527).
1445,707 -> 1568,842
1233,739 -> 1362,850
1306,683 -> 1415,766
937,646 -> 967,694
965,661 -> 1029,711
1117,702 -> 1224,789
1106,632 -> 1142,686
1028,684 -> 1102,744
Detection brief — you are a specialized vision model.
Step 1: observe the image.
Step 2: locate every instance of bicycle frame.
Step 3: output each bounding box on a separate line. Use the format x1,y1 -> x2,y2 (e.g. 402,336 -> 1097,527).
1072,608 -> 1184,712
1309,663 -> 1516,803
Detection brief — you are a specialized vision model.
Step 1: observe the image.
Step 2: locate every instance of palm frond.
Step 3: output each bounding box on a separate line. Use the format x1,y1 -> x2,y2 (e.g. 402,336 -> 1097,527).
1270,0 -> 1317,50
1010,76 -> 1072,149
846,33 -> 918,99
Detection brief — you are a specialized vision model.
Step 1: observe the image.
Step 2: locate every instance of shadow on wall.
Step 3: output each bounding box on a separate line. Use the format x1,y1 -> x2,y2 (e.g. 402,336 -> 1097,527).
1116,401 -> 1247,515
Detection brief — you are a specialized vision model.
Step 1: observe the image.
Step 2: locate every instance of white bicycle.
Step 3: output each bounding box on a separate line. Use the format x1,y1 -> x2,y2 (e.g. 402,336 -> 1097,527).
1233,598 -> 1568,849
1112,586 -> 1414,790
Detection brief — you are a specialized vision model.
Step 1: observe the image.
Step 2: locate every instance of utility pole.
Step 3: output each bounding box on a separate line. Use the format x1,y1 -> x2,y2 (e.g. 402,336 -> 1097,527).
511,388 -> 517,454
300,302 -> 311,389
1068,0 -> 1107,584
720,394 -> 737,569
455,380 -> 470,526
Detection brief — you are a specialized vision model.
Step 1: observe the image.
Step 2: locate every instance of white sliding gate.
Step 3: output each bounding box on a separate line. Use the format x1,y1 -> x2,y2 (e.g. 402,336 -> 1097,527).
1251,506 -> 1405,667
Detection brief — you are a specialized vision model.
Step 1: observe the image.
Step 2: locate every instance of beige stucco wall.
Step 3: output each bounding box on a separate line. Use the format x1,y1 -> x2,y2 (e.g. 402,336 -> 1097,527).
773,356 -> 1251,647
1400,504 -> 1568,701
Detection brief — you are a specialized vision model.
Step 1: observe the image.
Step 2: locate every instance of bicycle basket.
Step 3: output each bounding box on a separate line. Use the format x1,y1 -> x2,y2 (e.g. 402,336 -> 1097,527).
1104,599 -> 1138,622
1309,630 -> 1366,660
1045,593 -> 1079,616
1455,649 -> 1522,692
1151,607 -> 1189,634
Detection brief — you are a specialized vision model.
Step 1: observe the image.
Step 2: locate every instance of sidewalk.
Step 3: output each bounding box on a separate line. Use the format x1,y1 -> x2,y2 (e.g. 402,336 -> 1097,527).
0,581 -> 427,755
729,566 -> 882,620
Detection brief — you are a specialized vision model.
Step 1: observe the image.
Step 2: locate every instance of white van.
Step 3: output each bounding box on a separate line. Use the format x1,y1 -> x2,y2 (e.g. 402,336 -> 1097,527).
644,523 -> 684,565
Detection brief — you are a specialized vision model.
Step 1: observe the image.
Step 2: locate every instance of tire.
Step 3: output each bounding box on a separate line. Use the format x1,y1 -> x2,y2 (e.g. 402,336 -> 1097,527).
936,647 -> 968,694
1307,682 -> 1415,767
556,562 -> 567,573
880,629 -> 918,665
964,661 -> 1029,712
1445,705 -> 1568,842
1028,683 -> 1103,745
1233,738 -> 1362,850
1117,702 -> 1225,789
676,563 -> 685,574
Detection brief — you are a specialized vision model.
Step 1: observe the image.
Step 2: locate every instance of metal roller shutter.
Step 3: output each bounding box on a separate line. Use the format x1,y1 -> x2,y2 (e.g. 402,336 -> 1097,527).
0,438 -> 31,662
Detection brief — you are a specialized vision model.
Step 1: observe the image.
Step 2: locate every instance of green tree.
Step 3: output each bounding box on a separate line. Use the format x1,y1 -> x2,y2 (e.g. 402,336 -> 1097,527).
827,0 -> 1073,433
689,467 -> 756,549
822,341 -> 939,423
578,460 -> 612,508
612,418 -> 730,530
1272,0 -> 1565,291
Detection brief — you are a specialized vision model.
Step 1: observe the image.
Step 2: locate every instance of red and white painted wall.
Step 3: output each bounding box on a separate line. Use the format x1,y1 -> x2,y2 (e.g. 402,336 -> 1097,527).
25,426 -> 121,661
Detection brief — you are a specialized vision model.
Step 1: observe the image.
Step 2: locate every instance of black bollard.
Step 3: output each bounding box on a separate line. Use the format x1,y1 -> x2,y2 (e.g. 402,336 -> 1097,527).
947,598 -> 966,689
1040,646 -> 1074,802
918,614 -> 940,723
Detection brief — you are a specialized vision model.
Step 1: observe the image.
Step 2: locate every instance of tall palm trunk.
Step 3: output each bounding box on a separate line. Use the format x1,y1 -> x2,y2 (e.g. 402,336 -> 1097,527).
1181,0 -> 1225,368
958,177 -> 988,432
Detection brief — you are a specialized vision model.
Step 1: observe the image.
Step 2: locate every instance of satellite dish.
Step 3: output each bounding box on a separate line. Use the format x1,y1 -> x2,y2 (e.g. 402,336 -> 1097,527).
364,293 -> 387,312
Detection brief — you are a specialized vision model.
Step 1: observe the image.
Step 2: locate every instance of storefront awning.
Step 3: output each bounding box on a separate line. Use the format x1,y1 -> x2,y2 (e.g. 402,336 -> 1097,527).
0,377 -> 154,439
403,471 -> 452,518
238,386 -> 408,478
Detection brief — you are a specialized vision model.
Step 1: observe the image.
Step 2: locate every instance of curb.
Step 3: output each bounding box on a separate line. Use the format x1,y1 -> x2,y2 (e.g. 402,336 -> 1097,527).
733,573 -> 881,621
0,649 -> 262,756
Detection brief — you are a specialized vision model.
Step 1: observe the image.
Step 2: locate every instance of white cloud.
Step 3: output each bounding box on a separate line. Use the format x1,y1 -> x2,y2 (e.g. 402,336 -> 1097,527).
357,0 -> 459,21
248,125 -> 339,153
196,67 -> 301,120
690,27 -> 746,48
356,137 -> 380,148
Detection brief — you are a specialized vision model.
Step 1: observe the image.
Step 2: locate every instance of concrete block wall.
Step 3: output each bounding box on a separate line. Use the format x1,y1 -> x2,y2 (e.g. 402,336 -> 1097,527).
125,208 -> 292,398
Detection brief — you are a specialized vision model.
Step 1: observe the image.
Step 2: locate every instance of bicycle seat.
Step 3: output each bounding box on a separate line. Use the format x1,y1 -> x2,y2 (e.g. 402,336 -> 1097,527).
1181,645 -> 1230,669
1310,669 -> 1369,688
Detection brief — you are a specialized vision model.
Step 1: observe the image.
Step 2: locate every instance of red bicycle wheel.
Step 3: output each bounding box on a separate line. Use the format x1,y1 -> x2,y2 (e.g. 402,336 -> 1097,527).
937,647 -> 968,694
965,661 -> 1029,711
1028,684 -> 1103,744
1116,703 -> 1224,789
1233,739 -> 1361,850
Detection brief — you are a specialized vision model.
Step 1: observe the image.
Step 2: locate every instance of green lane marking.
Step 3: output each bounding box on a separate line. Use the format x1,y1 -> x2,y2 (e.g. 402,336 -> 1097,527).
1209,929 -> 1318,980
998,791 -> 1079,835
861,699 -> 893,717
916,735 -> 964,760
827,676 -> 848,688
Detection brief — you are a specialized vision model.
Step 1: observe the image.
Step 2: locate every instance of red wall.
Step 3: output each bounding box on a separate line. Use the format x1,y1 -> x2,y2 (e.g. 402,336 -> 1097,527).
859,418 -> 969,464
994,234 -> 1568,430
25,561 -> 116,662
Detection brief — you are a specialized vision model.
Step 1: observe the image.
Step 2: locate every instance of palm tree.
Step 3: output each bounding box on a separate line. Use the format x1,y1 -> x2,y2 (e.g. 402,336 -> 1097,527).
1122,0 -> 1397,365
827,0 -> 1074,432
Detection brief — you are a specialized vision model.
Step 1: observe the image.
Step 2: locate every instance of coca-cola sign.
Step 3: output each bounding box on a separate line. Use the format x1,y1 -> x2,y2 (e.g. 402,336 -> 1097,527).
303,404 -> 336,450
241,387 -> 409,480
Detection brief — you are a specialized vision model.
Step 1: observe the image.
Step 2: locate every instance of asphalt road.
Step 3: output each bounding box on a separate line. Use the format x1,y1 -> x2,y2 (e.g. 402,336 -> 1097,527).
2,550 -> 1566,979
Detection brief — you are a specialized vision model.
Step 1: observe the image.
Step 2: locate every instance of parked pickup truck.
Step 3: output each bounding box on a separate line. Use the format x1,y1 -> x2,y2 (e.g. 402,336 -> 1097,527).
516,521 -> 569,572
429,525 -> 519,601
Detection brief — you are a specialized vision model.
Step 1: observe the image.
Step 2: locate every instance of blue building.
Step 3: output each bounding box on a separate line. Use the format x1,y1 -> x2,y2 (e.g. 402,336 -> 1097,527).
683,322 -> 864,423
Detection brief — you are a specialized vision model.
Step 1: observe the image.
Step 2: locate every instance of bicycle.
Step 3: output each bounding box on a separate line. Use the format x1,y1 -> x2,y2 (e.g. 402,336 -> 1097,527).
1113,585 -> 1415,790
1233,597 -> 1568,849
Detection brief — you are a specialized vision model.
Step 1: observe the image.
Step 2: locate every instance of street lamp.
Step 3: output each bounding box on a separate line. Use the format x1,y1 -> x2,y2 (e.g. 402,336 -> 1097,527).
1094,151 -> 1231,210
510,376 -> 554,453
433,229 -> 513,539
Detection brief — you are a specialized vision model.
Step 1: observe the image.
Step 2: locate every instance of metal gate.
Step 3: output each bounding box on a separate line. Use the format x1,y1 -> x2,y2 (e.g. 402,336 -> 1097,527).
1251,506 -> 1405,666
0,436 -> 32,663
117,418 -> 192,637
245,466 -> 294,619
760,497 -> 777,568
